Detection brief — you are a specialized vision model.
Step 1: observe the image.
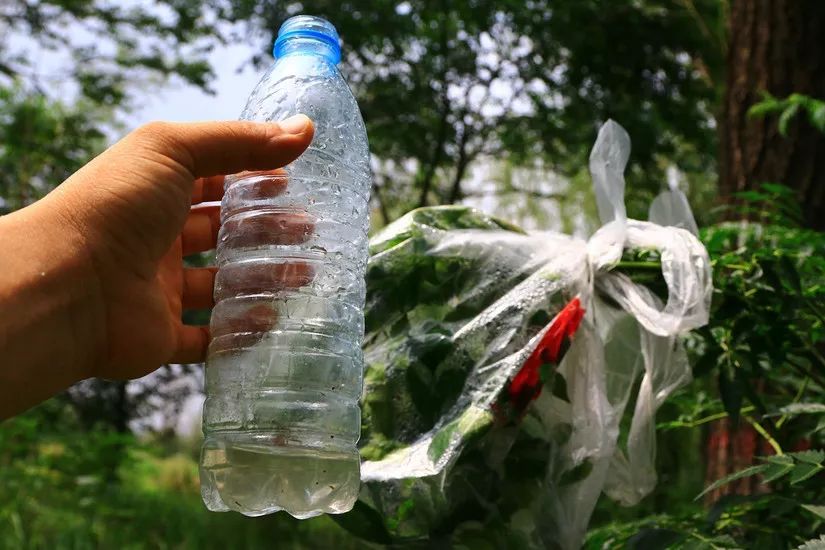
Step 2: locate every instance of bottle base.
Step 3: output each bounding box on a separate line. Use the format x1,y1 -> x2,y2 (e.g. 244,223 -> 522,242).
200,434 -> 360,518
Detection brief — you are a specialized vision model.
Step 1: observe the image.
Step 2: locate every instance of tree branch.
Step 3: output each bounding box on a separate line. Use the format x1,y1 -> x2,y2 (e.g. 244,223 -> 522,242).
447,148 -> 471,204
417,100 -> 450,207
417,4 -> 451,208
372,181 -> 391,226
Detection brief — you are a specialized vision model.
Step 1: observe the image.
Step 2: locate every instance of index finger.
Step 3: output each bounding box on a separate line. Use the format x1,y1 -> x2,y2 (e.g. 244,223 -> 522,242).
192,175 -> 225,204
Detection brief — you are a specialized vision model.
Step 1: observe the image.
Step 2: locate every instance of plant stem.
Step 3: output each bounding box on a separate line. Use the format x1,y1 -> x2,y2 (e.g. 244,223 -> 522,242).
744,416 -> 784,455
665,406 -> 756,429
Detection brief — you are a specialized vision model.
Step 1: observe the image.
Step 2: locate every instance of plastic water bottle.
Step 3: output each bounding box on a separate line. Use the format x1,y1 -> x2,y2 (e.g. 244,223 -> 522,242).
199,15 -> 370,518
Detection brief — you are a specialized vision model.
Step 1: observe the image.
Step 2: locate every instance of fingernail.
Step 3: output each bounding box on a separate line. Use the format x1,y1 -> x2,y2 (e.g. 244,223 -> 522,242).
279,114 -> 310,134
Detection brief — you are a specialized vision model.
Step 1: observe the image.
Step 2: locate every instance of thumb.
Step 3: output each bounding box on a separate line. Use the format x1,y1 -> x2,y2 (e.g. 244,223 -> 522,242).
120,115 -> 315,178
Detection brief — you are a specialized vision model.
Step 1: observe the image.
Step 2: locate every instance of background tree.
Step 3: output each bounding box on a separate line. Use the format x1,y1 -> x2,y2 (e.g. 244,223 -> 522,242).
0,1 -> 214,107
720,0 -> 825,230
707,0 -> 825,501
0,0 -> 219,208
0,86 -> 104,213
214,0 -> 723,225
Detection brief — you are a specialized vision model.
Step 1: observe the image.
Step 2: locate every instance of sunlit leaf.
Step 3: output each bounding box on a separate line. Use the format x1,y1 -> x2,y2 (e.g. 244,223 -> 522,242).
778,102 -> 801,136
790,450 -> 825,465
796,535 -> 825,550
697,465 -> 769,500
790,463 -> 822,485
801,505 -> 825,520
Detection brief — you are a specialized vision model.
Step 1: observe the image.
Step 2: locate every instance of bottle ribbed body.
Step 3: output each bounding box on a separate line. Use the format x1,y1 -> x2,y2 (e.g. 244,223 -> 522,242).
199,19 -> 370,518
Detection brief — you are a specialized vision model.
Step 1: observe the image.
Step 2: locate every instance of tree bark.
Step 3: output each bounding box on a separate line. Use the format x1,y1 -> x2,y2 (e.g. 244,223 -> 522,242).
708,0 -> 825,501
720,0 -> 825,229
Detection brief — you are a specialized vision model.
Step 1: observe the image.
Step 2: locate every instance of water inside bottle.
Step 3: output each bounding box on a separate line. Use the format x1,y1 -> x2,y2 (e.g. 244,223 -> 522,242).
201,436 -> 360,518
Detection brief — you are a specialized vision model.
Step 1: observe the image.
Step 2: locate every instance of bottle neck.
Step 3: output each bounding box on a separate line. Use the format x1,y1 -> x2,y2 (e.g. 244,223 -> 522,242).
274,37 -> 340,65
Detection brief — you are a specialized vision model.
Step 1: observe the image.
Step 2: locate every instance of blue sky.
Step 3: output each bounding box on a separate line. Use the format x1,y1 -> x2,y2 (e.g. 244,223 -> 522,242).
128,43 -> 263,129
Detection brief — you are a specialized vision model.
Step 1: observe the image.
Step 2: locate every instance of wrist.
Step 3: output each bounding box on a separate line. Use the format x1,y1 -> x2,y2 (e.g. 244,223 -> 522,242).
33,195 -> 107,381
0,198 -> 105,410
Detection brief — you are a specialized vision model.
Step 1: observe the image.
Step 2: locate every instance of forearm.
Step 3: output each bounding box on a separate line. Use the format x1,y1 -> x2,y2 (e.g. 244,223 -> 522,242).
0,198 -> 102,419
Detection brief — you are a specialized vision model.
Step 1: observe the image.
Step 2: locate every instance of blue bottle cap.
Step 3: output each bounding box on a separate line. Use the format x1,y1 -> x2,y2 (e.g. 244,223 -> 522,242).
273,15 -> 341,64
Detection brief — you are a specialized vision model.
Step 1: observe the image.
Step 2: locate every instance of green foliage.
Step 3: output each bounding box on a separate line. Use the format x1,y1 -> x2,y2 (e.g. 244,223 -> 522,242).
589,186 -> 825,548
697,451 -> 825,500
617,446 -> 825,548
0,0 -> 216,106
329,501 -> 393,545
0,1 -> 222,213
749,93 -> 825,135
0,85 -> 105,212
216,0 -> 721,222
588,491 -> 824,549
679,183 -> 825,445
0,401 -> 361,549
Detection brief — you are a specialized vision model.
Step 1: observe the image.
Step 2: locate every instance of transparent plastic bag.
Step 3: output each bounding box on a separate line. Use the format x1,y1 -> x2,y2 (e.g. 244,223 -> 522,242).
648,169 -> 700,236
340,120 -> 712,549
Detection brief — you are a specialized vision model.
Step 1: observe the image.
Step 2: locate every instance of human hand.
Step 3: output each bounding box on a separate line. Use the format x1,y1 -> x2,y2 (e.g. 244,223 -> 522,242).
7,116 -> 313,389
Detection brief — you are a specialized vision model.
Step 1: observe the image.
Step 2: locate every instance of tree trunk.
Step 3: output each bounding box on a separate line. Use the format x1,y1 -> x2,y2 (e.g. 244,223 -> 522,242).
720,0 -> 825,230
708,0 -> 825,500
